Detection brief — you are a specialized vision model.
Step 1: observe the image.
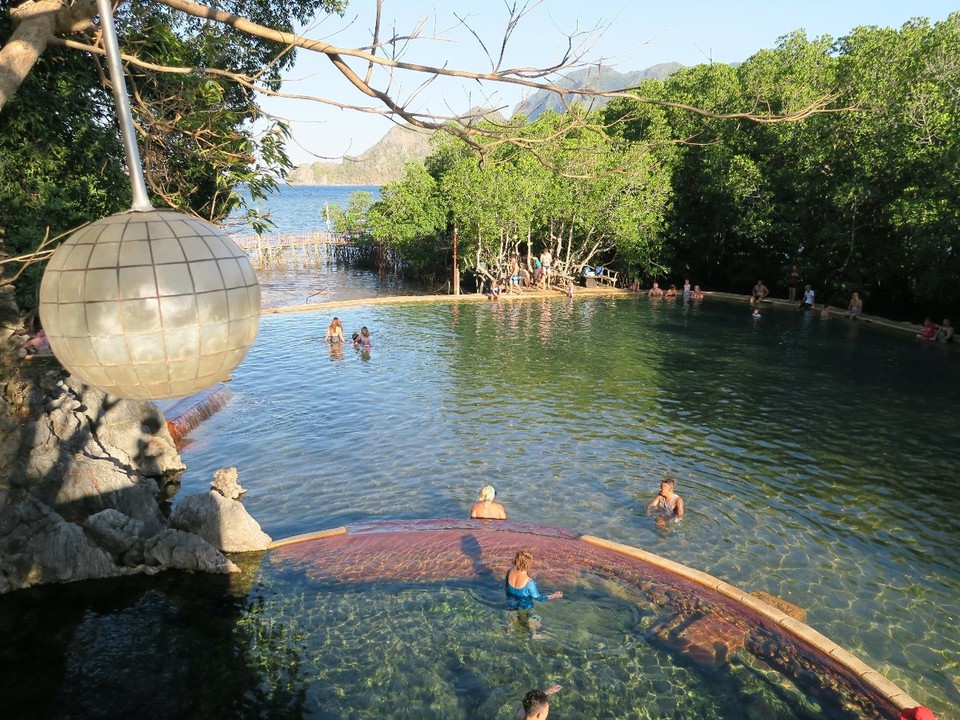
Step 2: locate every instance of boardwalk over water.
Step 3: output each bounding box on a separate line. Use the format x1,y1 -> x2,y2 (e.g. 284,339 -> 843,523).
232,231 -> 353,251
231,231 -> 355,268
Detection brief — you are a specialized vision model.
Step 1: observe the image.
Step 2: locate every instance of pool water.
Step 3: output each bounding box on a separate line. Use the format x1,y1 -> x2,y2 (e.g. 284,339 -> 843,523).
2,295 -> 958,718
178,296 -> 960,715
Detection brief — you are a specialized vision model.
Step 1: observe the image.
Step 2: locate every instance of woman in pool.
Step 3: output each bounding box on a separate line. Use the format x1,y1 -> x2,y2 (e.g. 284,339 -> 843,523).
471,485 -> 507,520
505,550 -> 562,619
646,477 -> 684,522
352,326 -> 372,349
324,317 -> 345,344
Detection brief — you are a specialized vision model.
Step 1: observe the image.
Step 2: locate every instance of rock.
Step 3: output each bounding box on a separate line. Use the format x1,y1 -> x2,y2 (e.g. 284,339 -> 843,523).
211,466 -> 246,499
172,492 -> 272,552
67,379 -> 185,478
0,490 -> 121,592
0,362 -> 266,593
143,529 -> 239,573
82,509 -> 146,565
30,460 -> 167,538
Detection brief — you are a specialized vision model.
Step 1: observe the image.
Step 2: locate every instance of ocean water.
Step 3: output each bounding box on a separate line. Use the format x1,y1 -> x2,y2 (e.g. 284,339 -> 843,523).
228,184 -> 431,307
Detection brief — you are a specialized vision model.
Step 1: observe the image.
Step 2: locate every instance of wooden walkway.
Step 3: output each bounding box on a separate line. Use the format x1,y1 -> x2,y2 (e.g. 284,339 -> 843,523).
232,232 -> 353,251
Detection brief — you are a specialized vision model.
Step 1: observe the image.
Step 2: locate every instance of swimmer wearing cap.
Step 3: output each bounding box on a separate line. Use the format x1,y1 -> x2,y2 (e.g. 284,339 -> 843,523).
470,485 -> 507,520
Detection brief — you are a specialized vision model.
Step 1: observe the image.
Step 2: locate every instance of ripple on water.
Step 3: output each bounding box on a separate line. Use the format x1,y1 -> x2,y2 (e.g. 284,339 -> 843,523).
173,297 -> 960,717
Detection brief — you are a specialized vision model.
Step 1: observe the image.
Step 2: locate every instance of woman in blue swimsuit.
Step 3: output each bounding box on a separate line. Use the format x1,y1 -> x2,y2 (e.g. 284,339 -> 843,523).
505,550 -> 562,623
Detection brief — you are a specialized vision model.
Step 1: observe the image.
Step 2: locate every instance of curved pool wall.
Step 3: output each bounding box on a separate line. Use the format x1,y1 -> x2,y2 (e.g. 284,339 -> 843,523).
270,519 -> 916,719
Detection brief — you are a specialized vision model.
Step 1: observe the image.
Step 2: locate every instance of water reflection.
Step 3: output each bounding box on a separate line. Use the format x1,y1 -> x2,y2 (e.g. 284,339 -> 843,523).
171,296 -> 960,714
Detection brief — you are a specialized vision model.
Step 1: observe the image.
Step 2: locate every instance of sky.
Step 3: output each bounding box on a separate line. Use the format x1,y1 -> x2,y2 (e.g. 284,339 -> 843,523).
257,1 -> 958,166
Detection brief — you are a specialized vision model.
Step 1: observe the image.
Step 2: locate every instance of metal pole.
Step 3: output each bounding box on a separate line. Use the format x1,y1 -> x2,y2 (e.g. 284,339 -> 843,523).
96,0 -> 152,212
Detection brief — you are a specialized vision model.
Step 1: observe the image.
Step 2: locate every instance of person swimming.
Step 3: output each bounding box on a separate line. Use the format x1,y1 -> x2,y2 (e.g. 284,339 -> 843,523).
646,477 -> 684,522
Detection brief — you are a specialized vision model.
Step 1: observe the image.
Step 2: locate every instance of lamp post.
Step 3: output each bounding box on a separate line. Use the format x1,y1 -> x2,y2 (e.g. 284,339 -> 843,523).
38,0 -> 260,399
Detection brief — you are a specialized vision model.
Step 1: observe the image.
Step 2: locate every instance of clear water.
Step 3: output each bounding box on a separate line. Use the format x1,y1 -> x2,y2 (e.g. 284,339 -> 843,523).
159,296 -> 960,716
3,183 -> 957,718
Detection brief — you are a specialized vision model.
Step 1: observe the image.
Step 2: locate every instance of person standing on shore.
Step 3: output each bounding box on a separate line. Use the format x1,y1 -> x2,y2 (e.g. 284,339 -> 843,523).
786,265 -> 801,302
539,248 -> 553,288
846,292 -> 863,319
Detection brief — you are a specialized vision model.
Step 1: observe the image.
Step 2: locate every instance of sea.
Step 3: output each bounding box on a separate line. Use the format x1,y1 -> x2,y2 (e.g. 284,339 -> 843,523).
225,184 -> 428,307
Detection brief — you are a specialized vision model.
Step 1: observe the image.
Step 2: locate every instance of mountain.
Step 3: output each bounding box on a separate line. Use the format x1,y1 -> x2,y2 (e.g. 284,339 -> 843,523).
287,65 -> 683,185
513,63 -> 682,121
287,123 -> 433,186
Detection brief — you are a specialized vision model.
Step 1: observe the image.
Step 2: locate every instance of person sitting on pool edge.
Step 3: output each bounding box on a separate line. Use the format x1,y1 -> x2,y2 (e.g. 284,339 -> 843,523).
646,477 -> 684,522
513,684 -> 562,720
471,485 -> 507,520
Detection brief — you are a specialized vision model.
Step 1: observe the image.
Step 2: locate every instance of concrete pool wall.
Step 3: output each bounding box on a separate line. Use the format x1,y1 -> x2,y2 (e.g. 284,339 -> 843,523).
269,518 -> 923,719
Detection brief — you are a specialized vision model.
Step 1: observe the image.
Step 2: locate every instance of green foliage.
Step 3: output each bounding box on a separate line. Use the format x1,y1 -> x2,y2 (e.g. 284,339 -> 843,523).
643,14 -> 960,319
0,28 -> 130,308
366,165 -> 447,276
386,108 -> 674,287
0,0 -> 346,310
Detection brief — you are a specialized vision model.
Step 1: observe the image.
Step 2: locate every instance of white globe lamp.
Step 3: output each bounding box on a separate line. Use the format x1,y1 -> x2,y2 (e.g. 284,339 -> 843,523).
37,0 -> 260,399
39,210 -> 260,399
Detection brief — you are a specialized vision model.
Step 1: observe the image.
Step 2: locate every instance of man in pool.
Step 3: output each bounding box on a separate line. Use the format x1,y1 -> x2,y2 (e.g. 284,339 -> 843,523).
646,477 -> 684,523
514,684 -> 562,720
471,485 -> 507,519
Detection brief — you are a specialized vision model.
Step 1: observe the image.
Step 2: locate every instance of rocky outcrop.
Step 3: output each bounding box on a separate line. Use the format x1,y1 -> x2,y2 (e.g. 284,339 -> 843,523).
0,341 -> 267,593
172,490 -> 271,553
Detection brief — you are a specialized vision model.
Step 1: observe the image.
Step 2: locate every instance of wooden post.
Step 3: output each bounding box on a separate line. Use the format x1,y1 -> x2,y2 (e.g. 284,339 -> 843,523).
452,224 -> 460,296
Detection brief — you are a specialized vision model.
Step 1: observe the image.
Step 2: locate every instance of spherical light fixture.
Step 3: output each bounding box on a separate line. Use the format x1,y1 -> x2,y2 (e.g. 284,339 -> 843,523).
36,0 -> 260,399
39,210 -> 260,399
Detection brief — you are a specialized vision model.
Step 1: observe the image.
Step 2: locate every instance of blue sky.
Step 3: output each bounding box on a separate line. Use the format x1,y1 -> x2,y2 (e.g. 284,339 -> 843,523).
259,1 -> 958,165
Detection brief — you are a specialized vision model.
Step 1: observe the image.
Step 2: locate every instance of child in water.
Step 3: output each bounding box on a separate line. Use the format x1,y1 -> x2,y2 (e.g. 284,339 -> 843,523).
646,478 -> 684,527
751,308 -> 761,319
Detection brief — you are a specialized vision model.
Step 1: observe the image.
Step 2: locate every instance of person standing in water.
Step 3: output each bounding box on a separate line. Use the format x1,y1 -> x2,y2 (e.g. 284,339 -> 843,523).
324,317 -> 345,344
646,477 -> 684,521
505,550 -> 562,625
513,685 -> 562,720
471,485 -> 507,519
352,326 -> 372,349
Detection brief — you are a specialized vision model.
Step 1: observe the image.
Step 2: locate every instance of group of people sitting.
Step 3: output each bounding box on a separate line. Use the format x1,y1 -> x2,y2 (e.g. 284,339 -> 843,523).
751,280 -> 868,320
918,318 -> 954,342
633,279 -> 704,300
469,479 -> 684,717
492,251 -> 558,295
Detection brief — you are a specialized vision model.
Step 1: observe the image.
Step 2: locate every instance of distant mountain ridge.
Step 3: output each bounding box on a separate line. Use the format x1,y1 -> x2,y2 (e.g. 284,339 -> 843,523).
288,63 -> 683,186
512,63 -> 682,121
286,123 -> 433,186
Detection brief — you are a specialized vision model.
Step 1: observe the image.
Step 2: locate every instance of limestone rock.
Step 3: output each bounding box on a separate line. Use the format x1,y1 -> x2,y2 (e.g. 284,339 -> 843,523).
172,492 -> 271,552
66,378 -> 185,478
0,490 -> 120,592
32,460 -> 167,538
143,529 -> 239,573
82,509 -> 146,565
211,466 -> 246,500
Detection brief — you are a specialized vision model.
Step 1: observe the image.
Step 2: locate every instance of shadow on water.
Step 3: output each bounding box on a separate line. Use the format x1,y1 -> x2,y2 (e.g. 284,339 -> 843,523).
0,553 -> 306,720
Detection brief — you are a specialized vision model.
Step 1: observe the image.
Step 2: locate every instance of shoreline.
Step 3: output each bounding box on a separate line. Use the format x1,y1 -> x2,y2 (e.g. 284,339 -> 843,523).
262,286 -> 940,342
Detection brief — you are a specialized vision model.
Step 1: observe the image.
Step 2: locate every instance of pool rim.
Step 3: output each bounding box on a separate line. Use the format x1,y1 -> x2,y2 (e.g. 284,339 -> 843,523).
268,517 -> 922,716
